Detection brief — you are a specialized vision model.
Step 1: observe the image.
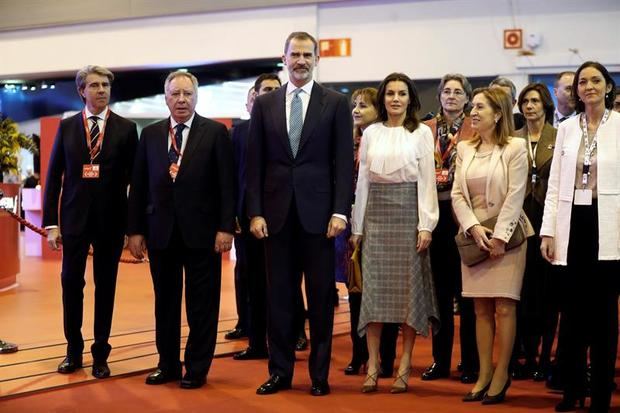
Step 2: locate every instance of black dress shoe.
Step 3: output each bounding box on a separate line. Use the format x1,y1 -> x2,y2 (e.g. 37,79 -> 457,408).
233,347 -> 268,360
145,368 -> 181,385
310,380 -> 330,396
481,379 -> 511,405
532,369 -> 547,382
344,359 -> 367,375
295,336 -> 308,352
57,355 -> 83,374
224,327 -> 247,340
421,362 -> 449,381
554,394 -> 585,412
92,361 -> 110,379
460,371 -> 479,384
256,375 -> 292,395
180,373 -> 206,389
0,340 -> 18,354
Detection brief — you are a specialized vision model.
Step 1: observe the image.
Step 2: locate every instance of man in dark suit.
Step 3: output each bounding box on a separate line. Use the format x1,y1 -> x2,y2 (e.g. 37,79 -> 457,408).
43,65 -> 138,379
231,74 -> 281,361
247,32 -> 353,396
127,71 -> 234,390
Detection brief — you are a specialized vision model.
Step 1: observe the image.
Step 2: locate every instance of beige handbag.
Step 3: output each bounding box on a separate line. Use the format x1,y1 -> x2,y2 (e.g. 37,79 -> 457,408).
347,244 -> 363,293
455,215 -> 527,266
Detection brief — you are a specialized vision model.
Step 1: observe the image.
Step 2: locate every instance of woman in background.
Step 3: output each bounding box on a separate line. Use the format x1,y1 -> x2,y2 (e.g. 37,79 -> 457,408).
343,88 -> 399,377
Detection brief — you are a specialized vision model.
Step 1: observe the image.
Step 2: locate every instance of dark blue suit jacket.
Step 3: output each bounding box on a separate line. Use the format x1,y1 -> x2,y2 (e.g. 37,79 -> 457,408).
246,82 -> 353,234
231,119 -> 250,218
127,113 -> 235,250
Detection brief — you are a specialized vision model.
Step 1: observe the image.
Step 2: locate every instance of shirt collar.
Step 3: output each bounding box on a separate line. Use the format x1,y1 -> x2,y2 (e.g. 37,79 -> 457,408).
170,112 -> 196,130
286,80 -> 314,96
85,106 -> 109,120
555,109 -> 575,122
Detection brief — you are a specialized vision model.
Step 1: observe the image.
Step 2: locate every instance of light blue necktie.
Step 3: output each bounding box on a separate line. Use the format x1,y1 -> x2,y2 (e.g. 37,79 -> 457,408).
289,88 -> 303,157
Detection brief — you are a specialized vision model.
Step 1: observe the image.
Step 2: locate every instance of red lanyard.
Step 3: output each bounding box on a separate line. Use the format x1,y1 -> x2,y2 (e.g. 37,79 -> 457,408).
435,133 -> 455,165
82,109 -> 110,162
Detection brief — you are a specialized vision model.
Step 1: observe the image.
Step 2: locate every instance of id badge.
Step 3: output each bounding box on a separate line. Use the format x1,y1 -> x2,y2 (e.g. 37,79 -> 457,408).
574,189 -> 592,206
169,163 -> 179,180
82,164 -> 100,179
435,169 -> 449,184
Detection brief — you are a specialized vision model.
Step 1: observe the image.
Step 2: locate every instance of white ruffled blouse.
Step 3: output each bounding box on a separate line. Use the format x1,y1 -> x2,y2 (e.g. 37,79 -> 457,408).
351,122 -> 439,235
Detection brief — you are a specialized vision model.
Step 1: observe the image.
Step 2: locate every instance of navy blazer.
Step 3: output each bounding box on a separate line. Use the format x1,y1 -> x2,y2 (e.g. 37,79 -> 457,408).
246,82 -> 353,234
43,111 -> 138,237
127,113 -> 235,250
231,119 -> 250,218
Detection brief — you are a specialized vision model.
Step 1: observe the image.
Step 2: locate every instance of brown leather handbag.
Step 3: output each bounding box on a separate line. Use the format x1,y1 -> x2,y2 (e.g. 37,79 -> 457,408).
455,215 -> 527,266
347,244 -> 363,293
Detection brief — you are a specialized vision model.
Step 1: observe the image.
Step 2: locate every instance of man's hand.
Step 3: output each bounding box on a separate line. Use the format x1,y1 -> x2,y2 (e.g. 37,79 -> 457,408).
250,216 -> 269,239
326,216 -> 347,238
540,236 -> 554,263
215,232 -> 234,253
416,230 -> 432,253
128,234 -> 147,260
47,228 -> 62,250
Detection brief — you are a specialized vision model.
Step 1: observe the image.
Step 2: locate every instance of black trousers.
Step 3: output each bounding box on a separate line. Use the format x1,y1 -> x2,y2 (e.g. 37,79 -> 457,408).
264,203 -> 334,382
348,292 -> 399,369
148,223 -> 221,378
232,232 -> 249,332
235,213 -> 268,351
561,201 -> 619,412
61,217 -> 123,362
429,200 -> 478,373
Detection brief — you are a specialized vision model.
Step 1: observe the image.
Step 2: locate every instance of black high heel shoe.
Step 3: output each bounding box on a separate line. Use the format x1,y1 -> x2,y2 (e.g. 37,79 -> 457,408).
554,395 -> 585,412
482,378 -> 511,405
344,359 -> 367,376
462,381 -> 491,402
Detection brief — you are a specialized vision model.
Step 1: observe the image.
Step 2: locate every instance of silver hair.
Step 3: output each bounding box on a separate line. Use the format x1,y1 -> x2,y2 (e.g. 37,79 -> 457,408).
164,70 -> 199,94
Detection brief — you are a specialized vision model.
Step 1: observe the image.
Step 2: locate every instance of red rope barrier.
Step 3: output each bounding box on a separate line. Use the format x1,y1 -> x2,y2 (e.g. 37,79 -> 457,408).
1,207 -> 146,264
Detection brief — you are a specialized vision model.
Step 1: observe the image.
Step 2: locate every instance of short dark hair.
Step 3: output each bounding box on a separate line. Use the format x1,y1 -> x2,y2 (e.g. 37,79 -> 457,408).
376,72 -> 421,133
254,73 -> 281,93
554,71 -> 575,87
517,83 -> 555,124
573,61 -> 617,113
284,31 -> 318,55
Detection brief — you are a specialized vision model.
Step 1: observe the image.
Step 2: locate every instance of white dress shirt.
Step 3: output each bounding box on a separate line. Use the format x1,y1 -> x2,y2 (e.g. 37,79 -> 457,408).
285,80 -> 314,133
169,112 -> 196,166
351,123 -> 439,235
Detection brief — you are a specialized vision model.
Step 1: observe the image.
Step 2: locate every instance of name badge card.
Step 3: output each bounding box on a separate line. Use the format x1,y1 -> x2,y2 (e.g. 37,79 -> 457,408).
82,164 -> 100,179
169,163 -> 179,180
574,189 -> 592,205
435,169 -> 449,183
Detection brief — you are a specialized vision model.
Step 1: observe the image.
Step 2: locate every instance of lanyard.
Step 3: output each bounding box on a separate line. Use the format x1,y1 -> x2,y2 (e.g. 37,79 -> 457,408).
526,132 -> 539,184
579,109 -> 609,187
82,109 -> 110,163
435,134 -> 455,165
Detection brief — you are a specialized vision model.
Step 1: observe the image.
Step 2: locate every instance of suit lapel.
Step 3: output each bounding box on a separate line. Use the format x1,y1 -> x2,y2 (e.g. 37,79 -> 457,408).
176,114 -> 205,179
298,82 -> 325,153
98,112 -> 116,163
460,144 -> 476,209
270,87 -> 293,159
535,123 -> 555,170
485,144 -> 505,199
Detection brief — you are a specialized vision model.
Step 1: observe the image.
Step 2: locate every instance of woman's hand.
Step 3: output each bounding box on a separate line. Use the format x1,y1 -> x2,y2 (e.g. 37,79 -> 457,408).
417,230 -> 432,253
489,238 -> 506,259
469,224 -> 493,252
349,234 -> 362,249
540,236 -> 554,263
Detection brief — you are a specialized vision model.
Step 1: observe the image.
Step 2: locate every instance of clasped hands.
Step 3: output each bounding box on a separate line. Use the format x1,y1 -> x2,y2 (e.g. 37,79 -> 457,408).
469,224 -> 505,258
249,216 -> 347,240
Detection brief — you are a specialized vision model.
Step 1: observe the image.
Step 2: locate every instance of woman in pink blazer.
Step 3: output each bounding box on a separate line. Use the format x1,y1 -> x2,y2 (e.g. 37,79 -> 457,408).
452,87 -> 533,405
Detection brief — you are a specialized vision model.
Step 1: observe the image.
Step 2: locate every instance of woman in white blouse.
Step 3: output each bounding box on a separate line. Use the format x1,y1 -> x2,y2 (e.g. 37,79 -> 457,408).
540,61 -> 620,413
350,72 -> 439,394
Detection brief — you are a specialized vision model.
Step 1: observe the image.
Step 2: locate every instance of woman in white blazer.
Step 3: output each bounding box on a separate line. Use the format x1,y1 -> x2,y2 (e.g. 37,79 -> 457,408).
540,61 -> 619,413
452,87 -> 533,405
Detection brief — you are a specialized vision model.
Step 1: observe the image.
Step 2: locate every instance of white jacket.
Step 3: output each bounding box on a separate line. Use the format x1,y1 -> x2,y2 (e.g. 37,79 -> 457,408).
540,111 -> 620,265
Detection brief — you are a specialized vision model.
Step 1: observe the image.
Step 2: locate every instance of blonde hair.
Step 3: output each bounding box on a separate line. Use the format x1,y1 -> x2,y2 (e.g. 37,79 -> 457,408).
468,87 -> 514,147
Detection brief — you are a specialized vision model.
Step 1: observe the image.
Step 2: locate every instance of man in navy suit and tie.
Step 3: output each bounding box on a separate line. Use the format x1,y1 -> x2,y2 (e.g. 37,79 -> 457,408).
127,71 -> 234,389
43,65 -> 138,379
247,32 -> 353,396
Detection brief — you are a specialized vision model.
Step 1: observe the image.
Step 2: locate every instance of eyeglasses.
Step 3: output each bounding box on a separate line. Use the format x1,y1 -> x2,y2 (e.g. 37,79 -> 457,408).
441,89 -> 465,97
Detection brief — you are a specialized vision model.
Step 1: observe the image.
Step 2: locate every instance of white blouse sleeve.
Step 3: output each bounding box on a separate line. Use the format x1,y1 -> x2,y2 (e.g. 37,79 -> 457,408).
416,127 -> 439,232
351,128 -> 371,235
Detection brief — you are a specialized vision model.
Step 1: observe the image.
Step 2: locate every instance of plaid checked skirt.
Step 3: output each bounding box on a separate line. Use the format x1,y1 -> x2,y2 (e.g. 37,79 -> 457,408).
357,182 -> 440,337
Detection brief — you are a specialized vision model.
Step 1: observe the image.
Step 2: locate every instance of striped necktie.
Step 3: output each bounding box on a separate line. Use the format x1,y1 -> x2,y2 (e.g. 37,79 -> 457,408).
289,88 -> 303,157
89,116 -> 101,159
169,123 -> 185,164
